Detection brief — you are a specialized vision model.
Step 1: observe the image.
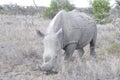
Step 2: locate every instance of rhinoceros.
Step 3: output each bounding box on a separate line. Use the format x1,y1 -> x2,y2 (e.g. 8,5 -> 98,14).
36,9 -> 97,73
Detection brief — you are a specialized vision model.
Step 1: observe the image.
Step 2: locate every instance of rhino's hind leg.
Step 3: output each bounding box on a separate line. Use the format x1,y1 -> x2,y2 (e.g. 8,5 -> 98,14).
90,38 -> 96,57
77,48 -> 84,58
64,43 -> 77,61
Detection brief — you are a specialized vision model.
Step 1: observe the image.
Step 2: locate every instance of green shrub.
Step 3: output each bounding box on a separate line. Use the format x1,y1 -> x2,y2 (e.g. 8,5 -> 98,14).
42,0 -> 58,18
107,40 -> 120,53
42,0 -> 74,18
61,1 -> 74,11
92,0 -> 111,23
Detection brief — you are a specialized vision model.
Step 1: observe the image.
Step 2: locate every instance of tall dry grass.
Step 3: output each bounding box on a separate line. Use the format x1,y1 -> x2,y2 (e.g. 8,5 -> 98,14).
0,15 -> 120,80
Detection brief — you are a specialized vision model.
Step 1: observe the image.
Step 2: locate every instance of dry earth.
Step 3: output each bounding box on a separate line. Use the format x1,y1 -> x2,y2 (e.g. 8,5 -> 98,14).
0,15 -> 120,80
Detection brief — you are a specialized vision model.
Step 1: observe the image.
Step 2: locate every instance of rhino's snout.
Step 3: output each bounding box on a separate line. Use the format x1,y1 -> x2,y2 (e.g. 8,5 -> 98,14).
39,63 -> 52,71
39,63 -> 58,74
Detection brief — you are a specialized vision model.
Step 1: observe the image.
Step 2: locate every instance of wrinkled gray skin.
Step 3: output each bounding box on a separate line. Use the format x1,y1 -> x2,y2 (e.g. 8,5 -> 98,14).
36,10 -> 97,73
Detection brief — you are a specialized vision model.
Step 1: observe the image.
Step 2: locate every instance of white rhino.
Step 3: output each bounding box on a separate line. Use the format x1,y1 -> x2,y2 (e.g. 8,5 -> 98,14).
36,9 -> 97,73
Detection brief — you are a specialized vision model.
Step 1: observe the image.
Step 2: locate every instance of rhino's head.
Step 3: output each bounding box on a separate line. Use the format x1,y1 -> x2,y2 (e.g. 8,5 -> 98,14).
36,29 -> 62,73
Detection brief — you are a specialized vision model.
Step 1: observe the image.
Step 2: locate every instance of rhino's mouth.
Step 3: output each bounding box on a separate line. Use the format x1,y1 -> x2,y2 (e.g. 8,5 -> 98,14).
38,61 -> 58,74
44,69 -> 58,75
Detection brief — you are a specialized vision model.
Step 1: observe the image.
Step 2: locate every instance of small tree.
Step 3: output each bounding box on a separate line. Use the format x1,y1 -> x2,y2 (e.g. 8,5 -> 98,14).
42,0 -> 74,18
92,0 -> 111,23
42,0 -> 58,18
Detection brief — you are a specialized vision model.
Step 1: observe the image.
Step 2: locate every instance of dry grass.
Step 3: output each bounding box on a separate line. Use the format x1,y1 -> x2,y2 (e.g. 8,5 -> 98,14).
0,15 -> 120,80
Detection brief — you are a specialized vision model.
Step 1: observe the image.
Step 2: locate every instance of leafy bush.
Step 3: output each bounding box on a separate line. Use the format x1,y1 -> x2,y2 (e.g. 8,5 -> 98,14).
42,0 -> 58,18
107,40 -> 120,53
60,1 -> 74,11
92,0 -> 111,23
42,0 -> 74,18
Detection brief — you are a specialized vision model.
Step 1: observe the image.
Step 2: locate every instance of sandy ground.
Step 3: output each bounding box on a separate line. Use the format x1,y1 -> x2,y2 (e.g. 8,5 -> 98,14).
0,15 -> 120,80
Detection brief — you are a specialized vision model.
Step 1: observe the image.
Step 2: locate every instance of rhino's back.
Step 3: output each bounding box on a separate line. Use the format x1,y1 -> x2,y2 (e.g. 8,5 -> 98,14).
62,10 -> 96,48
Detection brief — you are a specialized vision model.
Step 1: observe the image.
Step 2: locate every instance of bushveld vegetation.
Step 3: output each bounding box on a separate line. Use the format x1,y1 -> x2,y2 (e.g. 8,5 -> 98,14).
0,0 -> 120,80
92,0 -> 111,23
42,0 -> 74,18
0,15 -> 120,80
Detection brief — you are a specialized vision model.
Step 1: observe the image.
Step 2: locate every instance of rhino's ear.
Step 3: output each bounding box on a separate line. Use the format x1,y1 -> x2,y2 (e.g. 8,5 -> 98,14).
36,29 -> 45,37
55,28 -> 62,37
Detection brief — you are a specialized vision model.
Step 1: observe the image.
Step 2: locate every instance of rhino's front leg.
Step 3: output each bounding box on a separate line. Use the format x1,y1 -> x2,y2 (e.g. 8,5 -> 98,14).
63,43 -> 76,74
64,43 -> 77,61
